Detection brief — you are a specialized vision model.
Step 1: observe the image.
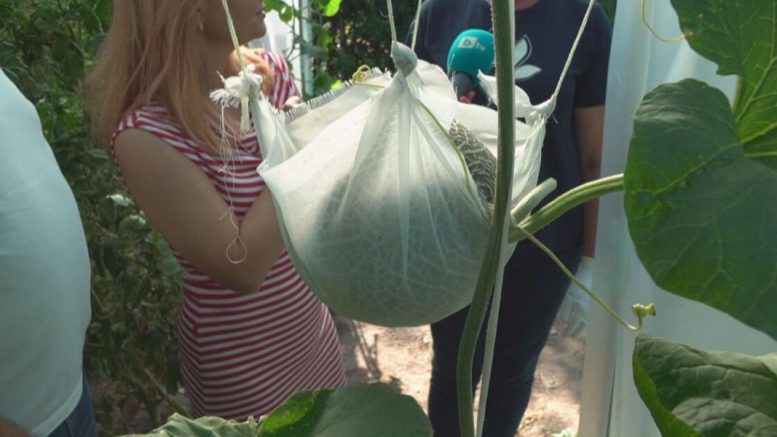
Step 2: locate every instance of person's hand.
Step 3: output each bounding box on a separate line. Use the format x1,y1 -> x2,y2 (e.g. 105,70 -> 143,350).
226,47 -> 265,75
225,47 -> 273,95
0,417 -> 31,437
557,256 -> 593,338
458,90 -> 475,103
282,95 -> 303,111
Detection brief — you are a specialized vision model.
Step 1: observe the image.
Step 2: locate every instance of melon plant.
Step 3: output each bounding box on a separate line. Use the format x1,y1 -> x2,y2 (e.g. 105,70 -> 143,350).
130,0 -> 777,435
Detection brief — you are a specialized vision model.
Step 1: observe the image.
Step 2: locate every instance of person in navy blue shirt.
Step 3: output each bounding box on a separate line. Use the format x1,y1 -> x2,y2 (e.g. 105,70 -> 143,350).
409,0 -> 611,435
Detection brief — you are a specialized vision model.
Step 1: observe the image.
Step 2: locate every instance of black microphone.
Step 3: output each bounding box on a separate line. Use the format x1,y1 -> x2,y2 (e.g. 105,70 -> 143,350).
446,29 -> 495,100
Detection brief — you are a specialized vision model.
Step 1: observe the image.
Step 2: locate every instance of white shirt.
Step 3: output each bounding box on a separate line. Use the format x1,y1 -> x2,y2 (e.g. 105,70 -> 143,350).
0,69 -> 91,436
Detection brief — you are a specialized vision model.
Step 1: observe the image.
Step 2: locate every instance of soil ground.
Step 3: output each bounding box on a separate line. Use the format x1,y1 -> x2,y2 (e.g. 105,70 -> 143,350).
93,317 -> 583,436
335,316 -> 585,437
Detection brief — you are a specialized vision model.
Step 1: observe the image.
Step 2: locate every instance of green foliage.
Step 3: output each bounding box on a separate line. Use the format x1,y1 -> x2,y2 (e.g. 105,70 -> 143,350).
313,0 -> 416,93
623,0 -> 777,433
624,79 -> 777,341
266,0 -> 417,96
259,386 -> 432,437
316,0 -> 343,17
633,336 -> 777,436
127,386 -> 432,437
672,0 -> 777,171
123,414 -> 262,437
624,0 -> 777,342
0,0 -> 182,432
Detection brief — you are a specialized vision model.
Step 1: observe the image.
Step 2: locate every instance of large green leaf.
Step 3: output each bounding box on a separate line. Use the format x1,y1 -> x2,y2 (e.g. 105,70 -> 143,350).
633,336 -> 777,436
123,414 -> 261,436
260,385 -> 432,437
671,0 -> 777,170
624,79 -> 777,340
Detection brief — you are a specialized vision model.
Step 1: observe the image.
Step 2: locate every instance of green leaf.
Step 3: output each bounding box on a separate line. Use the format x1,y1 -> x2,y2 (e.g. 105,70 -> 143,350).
98,196 -> 117,226
122,413 -> 261,436
119,214 -> 148,233
260,385 -> 432,437
318,0 -> 343,17
152,233 -> 179,276
671,0 -> 777,170
264,0 -> 285,14
279,4 -> 294,22
633,336 -> 777,436
624,79 -> 777,341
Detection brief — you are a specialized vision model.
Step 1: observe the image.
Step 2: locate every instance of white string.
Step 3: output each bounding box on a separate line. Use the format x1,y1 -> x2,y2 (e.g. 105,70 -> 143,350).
387,0 -> 398,43
219,206 -> 249,264
551,0 -> 596,100
214,101 -> 250,265
212,0 -> 269,267
410,0 -> 423,51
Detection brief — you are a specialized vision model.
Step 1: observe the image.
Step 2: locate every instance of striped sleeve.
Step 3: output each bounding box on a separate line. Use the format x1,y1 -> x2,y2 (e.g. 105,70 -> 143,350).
262,51 -> 299,109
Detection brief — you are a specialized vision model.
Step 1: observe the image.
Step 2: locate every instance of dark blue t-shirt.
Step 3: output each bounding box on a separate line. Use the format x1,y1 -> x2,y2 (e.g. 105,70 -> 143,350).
411,0 -> 611,256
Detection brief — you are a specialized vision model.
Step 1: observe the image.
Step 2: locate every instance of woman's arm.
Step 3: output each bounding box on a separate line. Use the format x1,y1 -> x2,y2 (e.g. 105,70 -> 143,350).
113,128 -> 285,293
0,417 -> 30,437
574,105 -> 604,258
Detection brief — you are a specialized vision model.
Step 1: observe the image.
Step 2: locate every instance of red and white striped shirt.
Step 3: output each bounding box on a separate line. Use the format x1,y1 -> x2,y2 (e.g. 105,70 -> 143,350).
112,51 -> 345,419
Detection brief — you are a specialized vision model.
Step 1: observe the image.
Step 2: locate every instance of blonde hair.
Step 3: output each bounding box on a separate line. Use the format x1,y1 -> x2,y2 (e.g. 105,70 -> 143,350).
85,0 -> 273,150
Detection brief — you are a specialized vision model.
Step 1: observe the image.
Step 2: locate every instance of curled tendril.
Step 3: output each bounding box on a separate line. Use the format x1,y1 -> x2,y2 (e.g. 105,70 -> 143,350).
631,303 -> 657,330
352,65 -> 375,83
641,0 -> 687,43
514,225 -> 656,332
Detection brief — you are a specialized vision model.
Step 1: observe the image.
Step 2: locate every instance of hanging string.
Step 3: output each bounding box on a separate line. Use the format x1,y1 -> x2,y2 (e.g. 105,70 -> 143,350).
641,0 -> 687,43
410,0 -> 423,51
210,0 -> 269,266
387,0 -> 398,43
219,206 -> 249,264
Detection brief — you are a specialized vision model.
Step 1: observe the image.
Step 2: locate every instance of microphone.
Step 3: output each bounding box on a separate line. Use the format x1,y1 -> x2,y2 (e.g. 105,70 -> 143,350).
446,29 -> 495,101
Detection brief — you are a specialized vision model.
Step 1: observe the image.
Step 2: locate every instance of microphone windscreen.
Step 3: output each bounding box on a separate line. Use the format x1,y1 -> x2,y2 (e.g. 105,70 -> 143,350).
446,29 -> 495,82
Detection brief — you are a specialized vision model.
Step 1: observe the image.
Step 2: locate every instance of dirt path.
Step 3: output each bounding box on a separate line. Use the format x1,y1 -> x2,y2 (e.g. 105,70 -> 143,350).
335,317 -> 584,437
93,316 -> 583,436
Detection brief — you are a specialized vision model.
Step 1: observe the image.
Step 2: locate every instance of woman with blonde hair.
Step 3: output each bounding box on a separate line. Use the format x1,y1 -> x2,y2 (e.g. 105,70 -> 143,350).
85,0 -> 345,419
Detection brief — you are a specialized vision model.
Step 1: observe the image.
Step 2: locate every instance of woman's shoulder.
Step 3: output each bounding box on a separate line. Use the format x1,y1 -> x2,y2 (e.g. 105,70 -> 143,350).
112,104 -> 197,151
115,104 -> 174,134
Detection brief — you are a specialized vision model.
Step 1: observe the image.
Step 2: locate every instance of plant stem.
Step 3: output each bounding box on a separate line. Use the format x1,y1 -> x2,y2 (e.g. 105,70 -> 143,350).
513,225 -> 652,331
220,0 -> 246,72
510,174 -> 624,242
141,367 -> 189,414
455,1 -> 515,436
510,178 -> 558,223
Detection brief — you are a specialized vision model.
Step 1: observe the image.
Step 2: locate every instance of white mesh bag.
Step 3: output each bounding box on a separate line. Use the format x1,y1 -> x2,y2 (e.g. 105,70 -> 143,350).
255,43 -> 542,326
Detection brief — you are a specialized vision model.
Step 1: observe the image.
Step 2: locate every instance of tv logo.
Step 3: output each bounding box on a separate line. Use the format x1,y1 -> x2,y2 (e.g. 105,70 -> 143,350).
458,36 -> 488,51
